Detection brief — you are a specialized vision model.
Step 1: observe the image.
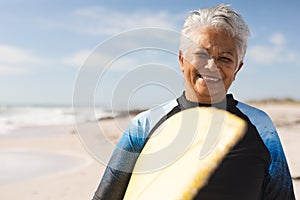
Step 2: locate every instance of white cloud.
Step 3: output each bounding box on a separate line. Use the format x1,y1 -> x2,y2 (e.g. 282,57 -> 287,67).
269,32 -> 286,46
41,6 -> 183,36
63,48 -> 179,73
63,49 -> 144,72
63,27 -> 180,72
247,45 -> 279,64
0,45 -> 42,75
63,50 -> 118,69
0,45 -> 41,64
46,6 -> 183,72
0,65 -> 27,75
63,46 -> 179,73
247,32 -> 299,64
63,50 -> 91,67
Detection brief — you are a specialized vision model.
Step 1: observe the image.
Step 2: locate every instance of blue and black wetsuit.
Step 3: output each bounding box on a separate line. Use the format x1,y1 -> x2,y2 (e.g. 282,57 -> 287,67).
92,93 -> 295,200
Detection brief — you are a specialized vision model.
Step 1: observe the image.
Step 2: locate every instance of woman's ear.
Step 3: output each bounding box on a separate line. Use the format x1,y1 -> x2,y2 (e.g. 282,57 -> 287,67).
179,50 -> 185,72
233,62 -> 244,80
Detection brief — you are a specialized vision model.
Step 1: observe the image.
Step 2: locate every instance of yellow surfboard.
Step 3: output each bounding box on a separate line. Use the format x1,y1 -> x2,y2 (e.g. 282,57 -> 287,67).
123,107 -> 247,200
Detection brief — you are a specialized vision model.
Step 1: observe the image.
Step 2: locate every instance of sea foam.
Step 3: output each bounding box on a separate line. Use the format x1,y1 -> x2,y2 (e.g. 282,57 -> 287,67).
0,106 -> 114,135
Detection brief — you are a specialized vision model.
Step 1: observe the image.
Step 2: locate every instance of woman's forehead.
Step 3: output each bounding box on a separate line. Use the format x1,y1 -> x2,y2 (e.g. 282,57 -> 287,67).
187,28 -> 238,54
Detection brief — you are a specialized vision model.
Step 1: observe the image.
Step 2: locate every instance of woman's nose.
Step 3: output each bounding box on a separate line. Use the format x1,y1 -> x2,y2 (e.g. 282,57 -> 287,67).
204,59 -> 218,72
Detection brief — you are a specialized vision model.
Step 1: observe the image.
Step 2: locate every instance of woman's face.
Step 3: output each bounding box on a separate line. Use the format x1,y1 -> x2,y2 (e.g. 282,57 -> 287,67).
179,27 -> 243,104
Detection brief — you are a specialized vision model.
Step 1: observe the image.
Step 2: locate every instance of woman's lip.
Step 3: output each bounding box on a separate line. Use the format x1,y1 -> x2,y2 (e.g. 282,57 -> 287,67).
197,74 -> 221,83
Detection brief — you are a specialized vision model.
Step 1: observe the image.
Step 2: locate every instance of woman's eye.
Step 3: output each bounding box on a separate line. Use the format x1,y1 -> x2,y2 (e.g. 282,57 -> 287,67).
197,52 -> 210,59
219,57 -> 232,62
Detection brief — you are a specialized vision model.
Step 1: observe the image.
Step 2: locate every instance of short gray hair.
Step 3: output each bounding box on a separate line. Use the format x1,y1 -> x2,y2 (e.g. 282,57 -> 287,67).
180,4 -> 250,64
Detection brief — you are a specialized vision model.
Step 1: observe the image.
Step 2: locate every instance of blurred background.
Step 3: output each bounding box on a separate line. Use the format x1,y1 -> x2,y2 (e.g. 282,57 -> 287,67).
0,0 -> 299,199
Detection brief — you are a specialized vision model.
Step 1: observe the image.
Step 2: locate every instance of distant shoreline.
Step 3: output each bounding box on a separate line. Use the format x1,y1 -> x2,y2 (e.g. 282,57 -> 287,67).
246,98 -> 300,105
99,98 -> 300,120
2,97 -> 300,108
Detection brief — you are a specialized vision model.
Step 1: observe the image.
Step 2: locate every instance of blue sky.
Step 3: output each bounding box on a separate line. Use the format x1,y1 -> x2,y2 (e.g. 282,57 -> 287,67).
1,0 -> 300,108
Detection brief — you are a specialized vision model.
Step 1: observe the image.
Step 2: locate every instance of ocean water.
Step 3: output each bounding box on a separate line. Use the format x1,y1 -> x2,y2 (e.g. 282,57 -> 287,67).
0,106 -> 114,135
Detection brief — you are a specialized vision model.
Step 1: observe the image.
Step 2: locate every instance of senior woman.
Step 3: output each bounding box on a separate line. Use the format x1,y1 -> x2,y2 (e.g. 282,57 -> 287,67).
92,4 -> 295,200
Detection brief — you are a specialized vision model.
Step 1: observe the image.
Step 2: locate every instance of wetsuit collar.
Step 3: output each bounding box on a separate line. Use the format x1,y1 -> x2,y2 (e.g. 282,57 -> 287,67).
177,92 -> 237,110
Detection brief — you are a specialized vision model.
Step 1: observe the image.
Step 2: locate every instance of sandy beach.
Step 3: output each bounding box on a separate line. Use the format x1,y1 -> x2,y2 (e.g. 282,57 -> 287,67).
0,103 -> 299,199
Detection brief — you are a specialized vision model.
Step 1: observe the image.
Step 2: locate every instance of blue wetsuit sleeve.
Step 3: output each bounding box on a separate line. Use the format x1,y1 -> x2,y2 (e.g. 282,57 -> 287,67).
263,129 -> 295,200
236,102 -> 295,200
92,117 -> 149,200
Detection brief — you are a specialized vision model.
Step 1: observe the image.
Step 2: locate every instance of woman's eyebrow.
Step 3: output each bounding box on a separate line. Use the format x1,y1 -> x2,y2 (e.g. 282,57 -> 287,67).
222,50 -> 234,56
194,47 -> 209,53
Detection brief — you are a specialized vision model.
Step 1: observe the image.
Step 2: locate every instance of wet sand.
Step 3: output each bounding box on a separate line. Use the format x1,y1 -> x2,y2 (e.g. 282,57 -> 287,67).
0,125 -> 104,200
